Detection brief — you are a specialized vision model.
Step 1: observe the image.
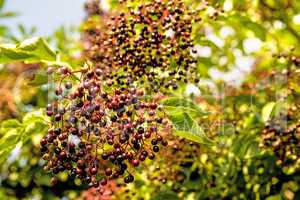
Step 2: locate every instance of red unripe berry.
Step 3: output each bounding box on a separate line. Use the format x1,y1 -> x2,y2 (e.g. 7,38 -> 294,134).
126,152 -> 133,160
40,138 -> 47,146
100,178 -> 107,186
131,159 -> 139,167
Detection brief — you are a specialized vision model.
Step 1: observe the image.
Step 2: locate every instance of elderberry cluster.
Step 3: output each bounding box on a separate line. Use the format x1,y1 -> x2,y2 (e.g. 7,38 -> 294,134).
275,52 -> 300,67
84,0 -> 104,16
41,65 -> 171,188
84,0 -> 200,93
260,115 -> 300,167
259,67 -> 300,168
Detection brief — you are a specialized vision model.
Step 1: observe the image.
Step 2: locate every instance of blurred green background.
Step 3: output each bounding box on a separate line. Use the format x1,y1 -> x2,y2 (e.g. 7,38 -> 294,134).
0,0 -> 300,199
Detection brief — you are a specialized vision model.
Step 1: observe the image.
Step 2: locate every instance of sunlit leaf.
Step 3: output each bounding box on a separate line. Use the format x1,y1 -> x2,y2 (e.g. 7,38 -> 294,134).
27,73 -> 49,86
0,129 -> 22,150
262,102 -> 276,123
261,101 -> 287,123
17,24 -> 26,35
17,37 -> 56,61
223,14 -> 267,40
0,119 -> 22,135
168,112 -> 214,145
231,133 -> 261,159
23,109 -> 48,124
0,146 -> 14,165
22,121 -> 47,143
162,97 -> 208,118
0,0 -> 4,10
0,37 -> 57,64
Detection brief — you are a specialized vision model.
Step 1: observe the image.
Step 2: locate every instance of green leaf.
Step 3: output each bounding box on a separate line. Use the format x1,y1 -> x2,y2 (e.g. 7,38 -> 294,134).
151,191 -> 181,200
27,73 -> 49,86
0,119 -> 22,135
0,25 -> 9,37
265,195 -> 282,200
22,121 -> 47,143
23,109 -> 48,124
17,37 -> 56,61
0,47 -> 36,62
262,102 -> 276,123
0,146 -> 15,165
162,97 -> 208,118
168,112 -> 214,145
231,133 -> 261,159
0,119 -> 23,138
0,110 -> 48,164
21,109 -> 48,142
0,11 -> 18,18
0,129 -> 21,150
261,101 -> 286,123
271,101 -> 286,117
17,24 -> 26,36
0,37 -> 57,64
243,113 -> 262,128
195,39 -> 220,51
244,21 -> 266,41
224,14 -> 266,40
0,0 -> 5,10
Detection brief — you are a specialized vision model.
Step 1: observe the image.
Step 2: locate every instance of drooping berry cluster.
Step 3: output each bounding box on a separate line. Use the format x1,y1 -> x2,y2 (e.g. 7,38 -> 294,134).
259,66 -> 300,168
41,0 -> 202,190
260,115 -> 300,167
275,52 -> 300,67
41,65 -> 171,188
84,0 -> 104,16
83,0 -> 200,93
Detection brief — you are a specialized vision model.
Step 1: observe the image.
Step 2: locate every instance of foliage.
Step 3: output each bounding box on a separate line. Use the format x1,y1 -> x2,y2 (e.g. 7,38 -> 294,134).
0,0 -> 300,199
0,110 -> 48,164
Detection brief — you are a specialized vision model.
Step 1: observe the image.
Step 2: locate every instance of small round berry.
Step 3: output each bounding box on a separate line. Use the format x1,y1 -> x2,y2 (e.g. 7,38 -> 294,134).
148,152 -> 155,160
102,152 -> 109,160
54,128 -> 61,135
153,145 -> 159,152
137,127 -> 144,134
124,174 -> 134,183
55,87 -> 63,96
65,81 -> 72,89
90,167 -> 98,175
100,178 -> 107,186
40,138 -> 47,146
47,67 -> 54,74
151,139 -> 158,145
161,140 -> 168,146
46,111 -> 53,116
54,114 -> 62,121
105,168 -> 112,176
131,159 -> 139,167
